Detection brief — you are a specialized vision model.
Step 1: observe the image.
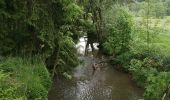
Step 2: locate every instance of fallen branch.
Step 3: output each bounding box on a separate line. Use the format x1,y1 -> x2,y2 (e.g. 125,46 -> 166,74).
162,83 -> 170,100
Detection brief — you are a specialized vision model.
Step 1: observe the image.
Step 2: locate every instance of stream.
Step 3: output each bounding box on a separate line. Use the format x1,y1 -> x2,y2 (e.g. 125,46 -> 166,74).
48,37 -> 144,100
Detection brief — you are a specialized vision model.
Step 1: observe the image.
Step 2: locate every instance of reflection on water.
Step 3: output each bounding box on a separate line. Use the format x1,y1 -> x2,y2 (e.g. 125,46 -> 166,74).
48,37 -> 143,100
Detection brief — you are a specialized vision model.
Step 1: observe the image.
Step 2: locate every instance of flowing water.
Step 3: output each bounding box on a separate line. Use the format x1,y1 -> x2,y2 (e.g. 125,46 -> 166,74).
48,37 -> 144,100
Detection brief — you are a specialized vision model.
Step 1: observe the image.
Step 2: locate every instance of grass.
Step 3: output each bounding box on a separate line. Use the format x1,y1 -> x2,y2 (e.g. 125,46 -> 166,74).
0,56 -> 51,100
155,17 -> 170,55
135,16 -> 170,56
155,34 -> 170,55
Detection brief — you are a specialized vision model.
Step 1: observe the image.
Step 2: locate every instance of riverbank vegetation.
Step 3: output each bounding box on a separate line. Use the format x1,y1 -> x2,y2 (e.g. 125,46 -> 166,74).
0,0 -> 82,99
0,0 -> 170,100
0,56 -> 51,99
100,0 -> 170,99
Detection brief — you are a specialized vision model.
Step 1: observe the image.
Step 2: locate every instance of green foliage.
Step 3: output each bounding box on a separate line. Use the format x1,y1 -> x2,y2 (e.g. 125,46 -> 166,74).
0,0 -> 82,73
0,57 -> 51,100
166,0 -> 170,15
0,71 -> 26,100
98,1 -> 170,100
103,6 -> 133,55
121,46 -> 170,99
129,58 -> 159,87
144,72 -> 170,100
1,0 -> 170,100
130,0 -> 166,18
0,0 -> 84,99
113,51 -> 135,71
58,36 -> 79,73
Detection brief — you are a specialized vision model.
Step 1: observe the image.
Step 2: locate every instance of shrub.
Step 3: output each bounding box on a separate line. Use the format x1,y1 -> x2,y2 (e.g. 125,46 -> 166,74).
162,56 -> 170,72
102,6 -> 133,55
144,72 -> 170,100
114,51 -> 135,71
129,58 -> 159,87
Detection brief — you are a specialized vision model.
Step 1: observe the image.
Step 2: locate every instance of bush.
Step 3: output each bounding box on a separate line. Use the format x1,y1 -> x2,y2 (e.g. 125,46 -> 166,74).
129,55 -> 170,100
132,47 -> 170,72
129,58 -> 159,87
144,72 -> 170,100
102,6 -> 133,55
113,51 -> 135,71
162,56 -> 170,72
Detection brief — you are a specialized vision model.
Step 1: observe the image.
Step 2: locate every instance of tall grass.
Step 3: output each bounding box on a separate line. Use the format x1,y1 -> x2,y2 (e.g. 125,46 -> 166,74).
0,56 -> 51,100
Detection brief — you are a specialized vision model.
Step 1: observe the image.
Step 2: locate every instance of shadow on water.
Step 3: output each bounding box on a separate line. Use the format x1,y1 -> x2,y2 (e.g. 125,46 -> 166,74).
48,37 -> 144,100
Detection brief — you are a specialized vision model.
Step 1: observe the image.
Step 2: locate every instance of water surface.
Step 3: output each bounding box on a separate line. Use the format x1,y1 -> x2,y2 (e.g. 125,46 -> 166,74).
48,57 -> 143,100
48,37 -> 143,100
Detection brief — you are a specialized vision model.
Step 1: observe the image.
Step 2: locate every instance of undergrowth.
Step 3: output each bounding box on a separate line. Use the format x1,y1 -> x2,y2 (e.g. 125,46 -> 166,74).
0,56 -> 51,100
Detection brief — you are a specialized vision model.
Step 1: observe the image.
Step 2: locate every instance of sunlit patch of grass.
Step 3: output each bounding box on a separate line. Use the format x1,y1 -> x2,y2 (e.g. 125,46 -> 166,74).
153,17 -> 170,55
154,34 -> 170,56
135,16 -> 170,56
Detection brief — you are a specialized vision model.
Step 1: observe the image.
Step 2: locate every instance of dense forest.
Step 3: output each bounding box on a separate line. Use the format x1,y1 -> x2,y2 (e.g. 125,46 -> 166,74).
0,0 -> 170,100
